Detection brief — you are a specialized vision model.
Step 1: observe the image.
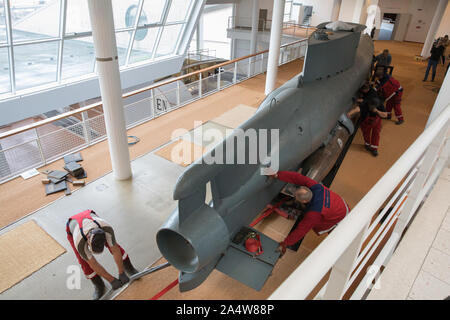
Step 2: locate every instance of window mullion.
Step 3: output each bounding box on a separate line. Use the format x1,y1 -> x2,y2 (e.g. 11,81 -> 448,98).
125,0 -> 144,66
152,0 -> 172,59
4,0 -> 15,94
57,0 -> 67,83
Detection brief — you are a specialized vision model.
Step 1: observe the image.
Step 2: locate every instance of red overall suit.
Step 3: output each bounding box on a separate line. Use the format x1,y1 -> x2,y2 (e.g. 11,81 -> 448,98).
277,172 -> 350,247
377,75 -> 404,121
66,210 -> 127,279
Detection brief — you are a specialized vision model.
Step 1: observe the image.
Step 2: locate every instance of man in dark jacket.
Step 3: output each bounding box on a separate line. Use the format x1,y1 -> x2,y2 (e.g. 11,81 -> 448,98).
348,83 -> 388,156
424,40 -> 445,82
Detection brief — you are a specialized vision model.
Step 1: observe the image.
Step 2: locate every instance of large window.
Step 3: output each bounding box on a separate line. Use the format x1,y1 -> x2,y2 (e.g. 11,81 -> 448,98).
0,0 -> 197,96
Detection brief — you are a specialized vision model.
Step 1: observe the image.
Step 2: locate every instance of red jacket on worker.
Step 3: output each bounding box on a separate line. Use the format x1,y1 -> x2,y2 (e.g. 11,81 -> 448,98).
277,171 -> 349,246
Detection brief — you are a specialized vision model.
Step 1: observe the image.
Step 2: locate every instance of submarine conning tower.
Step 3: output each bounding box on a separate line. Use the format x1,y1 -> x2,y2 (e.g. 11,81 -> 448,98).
301,22 -> 368,83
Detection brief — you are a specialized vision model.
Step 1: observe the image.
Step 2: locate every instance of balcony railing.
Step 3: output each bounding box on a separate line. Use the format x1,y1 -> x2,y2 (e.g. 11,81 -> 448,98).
227,16 -> 314,37
269,104 -> 450,300
0,38 -> 308,183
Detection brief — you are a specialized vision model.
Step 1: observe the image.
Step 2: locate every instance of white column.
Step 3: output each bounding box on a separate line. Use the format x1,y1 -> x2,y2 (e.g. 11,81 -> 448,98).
87,0 -> 132,180
331,0 -> 342,21
421,0 -> 449,58
196,12 -> 204,52
426,62 -> 450,127
250,0 -> 259,55
264,0 -> 286,95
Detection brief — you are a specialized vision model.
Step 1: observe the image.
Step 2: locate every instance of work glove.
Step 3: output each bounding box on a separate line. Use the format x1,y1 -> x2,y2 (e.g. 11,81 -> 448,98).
277,242 -> 287,257
110,278 -> 123,290
119,272 -> 130,285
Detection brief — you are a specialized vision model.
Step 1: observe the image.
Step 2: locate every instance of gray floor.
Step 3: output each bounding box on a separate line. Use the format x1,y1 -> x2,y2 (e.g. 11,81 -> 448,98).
0,150 -> 185,300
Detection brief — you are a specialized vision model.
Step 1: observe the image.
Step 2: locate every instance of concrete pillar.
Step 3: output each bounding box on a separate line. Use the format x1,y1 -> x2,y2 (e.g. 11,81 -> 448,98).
87,0 -> 132,180
250,0 -> 259,55
264,0 -> 286,95
421,0 -> 449,58
352,0 -> 366,23
331,0 -> 342,21
196,13 -> 204,52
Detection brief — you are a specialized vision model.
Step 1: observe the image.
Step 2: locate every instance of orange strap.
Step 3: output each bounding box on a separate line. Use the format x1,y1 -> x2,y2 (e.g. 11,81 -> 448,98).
150,278 -> 179,300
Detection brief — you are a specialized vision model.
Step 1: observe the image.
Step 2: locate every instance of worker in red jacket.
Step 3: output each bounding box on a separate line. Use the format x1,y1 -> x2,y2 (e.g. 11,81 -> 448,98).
66,210 -> 139,299
374,69 -> 404,125
270,171 -> 350,254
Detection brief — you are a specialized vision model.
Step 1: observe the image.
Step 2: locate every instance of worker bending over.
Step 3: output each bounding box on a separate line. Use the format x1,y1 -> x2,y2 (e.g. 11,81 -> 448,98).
271,171 -> 350,255
66,210 -> 139,300
348,83 -> 388,156
374,69 -> 404,125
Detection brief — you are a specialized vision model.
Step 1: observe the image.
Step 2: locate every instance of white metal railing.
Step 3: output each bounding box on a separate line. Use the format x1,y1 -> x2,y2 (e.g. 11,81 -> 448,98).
0,38 -> 308,183
269,104 -> 450,300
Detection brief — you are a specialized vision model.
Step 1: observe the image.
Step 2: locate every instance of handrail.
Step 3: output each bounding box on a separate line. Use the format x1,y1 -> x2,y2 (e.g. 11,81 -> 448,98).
0,38 -> 307,140
268,104 -> 450,300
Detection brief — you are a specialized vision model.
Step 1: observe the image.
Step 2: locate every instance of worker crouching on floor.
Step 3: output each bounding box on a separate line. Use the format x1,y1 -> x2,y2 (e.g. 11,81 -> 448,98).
269,171 -> 350,255
66,209 -> 139,300
348,83 -> 388,157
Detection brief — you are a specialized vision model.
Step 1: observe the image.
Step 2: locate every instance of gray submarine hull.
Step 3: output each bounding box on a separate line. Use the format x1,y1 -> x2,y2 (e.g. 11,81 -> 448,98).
156,22 -> 374,292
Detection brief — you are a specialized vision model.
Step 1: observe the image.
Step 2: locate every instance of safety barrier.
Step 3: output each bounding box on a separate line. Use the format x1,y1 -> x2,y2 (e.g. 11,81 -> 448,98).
269,104 -> 450,300
0,38 -> 308,183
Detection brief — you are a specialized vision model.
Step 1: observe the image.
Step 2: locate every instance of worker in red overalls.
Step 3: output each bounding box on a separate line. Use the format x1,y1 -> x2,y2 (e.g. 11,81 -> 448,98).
374,69 -> 404,125
348,83 -> 388,156
269,171 -> 350,254
66,210 -> 139,299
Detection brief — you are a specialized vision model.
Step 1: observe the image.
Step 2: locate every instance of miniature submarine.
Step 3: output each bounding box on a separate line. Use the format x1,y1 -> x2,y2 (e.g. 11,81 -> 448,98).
156,22 -> 374,292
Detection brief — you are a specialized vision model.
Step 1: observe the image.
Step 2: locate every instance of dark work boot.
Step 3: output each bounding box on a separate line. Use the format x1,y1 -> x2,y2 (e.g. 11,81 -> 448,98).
123,258 -> 139,276
371,149 -> 378,157
395,119 -> 404,125
90,275 -> 105,300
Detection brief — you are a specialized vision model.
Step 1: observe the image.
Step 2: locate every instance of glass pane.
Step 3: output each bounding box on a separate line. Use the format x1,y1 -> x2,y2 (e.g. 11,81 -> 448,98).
139,0 -> 166,25
155,24 -> 182,57
166,0 -> 192,23
10,0 -> 60,42
115,30 -> 131,66
129,26 -> 159,64
0,0 -> 6,44
65,0 -> 91,34
111,0 -> 139,30
14,41 -> 58,90
61,36 -> 95,80
0,47 -> 10,93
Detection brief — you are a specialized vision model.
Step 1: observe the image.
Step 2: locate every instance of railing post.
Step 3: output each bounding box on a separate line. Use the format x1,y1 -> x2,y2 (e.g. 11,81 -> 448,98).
34,128 -> 46,166
233,62 -> 237,83
248,58 -> 252,77
217,68 -> 221,91
393,127 -> 449,236
199,73 -> 203,98
151,88 -> 156,116
81,111 -> 91,145
260,53 -> 264,73
176,81 -> 181,107
322,223 -> 369,300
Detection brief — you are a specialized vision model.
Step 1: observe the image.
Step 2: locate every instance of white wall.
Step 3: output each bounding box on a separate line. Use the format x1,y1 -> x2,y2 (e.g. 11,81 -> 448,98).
295,0 -> 336,26
436,1 -> 450,38
235,0 -> 273,25
404,0 -> 440,42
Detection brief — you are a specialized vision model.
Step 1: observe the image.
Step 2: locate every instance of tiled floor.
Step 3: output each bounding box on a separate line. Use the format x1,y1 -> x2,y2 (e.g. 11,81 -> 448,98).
368,167 -> 450,300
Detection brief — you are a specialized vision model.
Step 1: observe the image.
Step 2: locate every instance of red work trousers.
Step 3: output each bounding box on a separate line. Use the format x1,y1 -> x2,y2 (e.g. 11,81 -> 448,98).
66,224 -> 127,279
361,116 -> 382,149
386,91 -> 403,121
